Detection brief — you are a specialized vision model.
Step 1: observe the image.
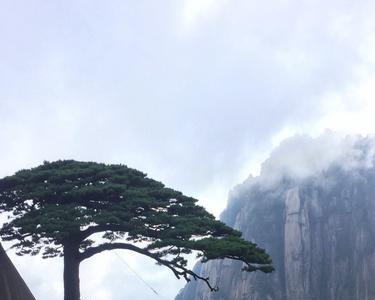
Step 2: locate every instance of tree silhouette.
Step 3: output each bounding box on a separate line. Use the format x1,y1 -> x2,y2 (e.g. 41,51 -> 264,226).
0,160 -> 273,300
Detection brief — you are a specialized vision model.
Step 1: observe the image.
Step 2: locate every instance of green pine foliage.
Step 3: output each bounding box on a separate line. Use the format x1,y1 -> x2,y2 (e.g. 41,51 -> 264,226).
0,160 -> 273,291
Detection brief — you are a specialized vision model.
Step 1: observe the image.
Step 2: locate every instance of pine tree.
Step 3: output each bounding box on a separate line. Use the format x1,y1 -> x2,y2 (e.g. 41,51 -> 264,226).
0,160 -> 273,300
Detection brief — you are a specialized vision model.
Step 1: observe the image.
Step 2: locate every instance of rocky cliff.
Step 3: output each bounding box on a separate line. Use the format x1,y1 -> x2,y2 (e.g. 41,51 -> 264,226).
0,243 -> 36,300
176,135 -> 375,300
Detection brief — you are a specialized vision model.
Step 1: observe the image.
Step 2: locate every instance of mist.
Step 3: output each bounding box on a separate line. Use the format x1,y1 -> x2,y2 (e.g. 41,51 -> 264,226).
259,133 -> 375,186
1,0 -> 375,299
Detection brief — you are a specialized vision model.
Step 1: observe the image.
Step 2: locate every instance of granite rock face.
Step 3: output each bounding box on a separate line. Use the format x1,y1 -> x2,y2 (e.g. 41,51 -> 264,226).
176,166 -> 375,300
0,243 -> 36,300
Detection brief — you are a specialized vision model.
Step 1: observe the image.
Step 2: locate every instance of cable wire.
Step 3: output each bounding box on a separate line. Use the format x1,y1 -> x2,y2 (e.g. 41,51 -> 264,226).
113,251 -> 169,299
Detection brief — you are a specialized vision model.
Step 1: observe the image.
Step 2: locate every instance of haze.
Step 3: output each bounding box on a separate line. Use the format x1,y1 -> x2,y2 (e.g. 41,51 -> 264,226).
1,1 -> 375,299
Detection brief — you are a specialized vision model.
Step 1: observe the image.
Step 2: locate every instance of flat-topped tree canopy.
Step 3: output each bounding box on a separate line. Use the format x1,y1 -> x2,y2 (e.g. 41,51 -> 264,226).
0,160 -> 273,300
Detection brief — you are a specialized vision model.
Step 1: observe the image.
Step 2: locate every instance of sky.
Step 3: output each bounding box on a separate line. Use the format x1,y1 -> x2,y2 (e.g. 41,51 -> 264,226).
1,0 -> 375,299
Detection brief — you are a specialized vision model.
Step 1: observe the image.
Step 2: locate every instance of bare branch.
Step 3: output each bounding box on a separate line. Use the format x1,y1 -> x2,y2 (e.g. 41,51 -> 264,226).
80,242 -> 218,291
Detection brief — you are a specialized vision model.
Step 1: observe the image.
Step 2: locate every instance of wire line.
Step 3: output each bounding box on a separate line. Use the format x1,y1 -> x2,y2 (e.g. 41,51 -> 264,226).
113,251 -> 169,299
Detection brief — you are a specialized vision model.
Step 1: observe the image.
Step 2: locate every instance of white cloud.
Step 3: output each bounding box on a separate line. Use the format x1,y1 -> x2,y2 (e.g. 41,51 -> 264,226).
179,0 -> 225,33
254,133 -> 375,189
1,0 -> 375,299
316,75 -> 375,135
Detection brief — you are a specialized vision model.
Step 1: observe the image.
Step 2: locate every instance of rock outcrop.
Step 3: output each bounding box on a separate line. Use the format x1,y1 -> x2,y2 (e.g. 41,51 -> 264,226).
176,135 -> 375,300
0,243 -> 36,300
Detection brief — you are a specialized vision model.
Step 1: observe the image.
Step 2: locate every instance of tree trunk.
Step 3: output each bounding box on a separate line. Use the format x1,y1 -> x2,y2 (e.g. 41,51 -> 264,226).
63,245 -> 81,300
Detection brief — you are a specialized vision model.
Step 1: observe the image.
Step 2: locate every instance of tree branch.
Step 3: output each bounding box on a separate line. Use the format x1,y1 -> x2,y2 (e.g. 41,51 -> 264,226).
80,224 -> 130,240
80,242 -> 218,291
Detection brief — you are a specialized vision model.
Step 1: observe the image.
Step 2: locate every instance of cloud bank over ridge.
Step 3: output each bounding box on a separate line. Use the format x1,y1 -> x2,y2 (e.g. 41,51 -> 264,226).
258,133 -> 375,186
